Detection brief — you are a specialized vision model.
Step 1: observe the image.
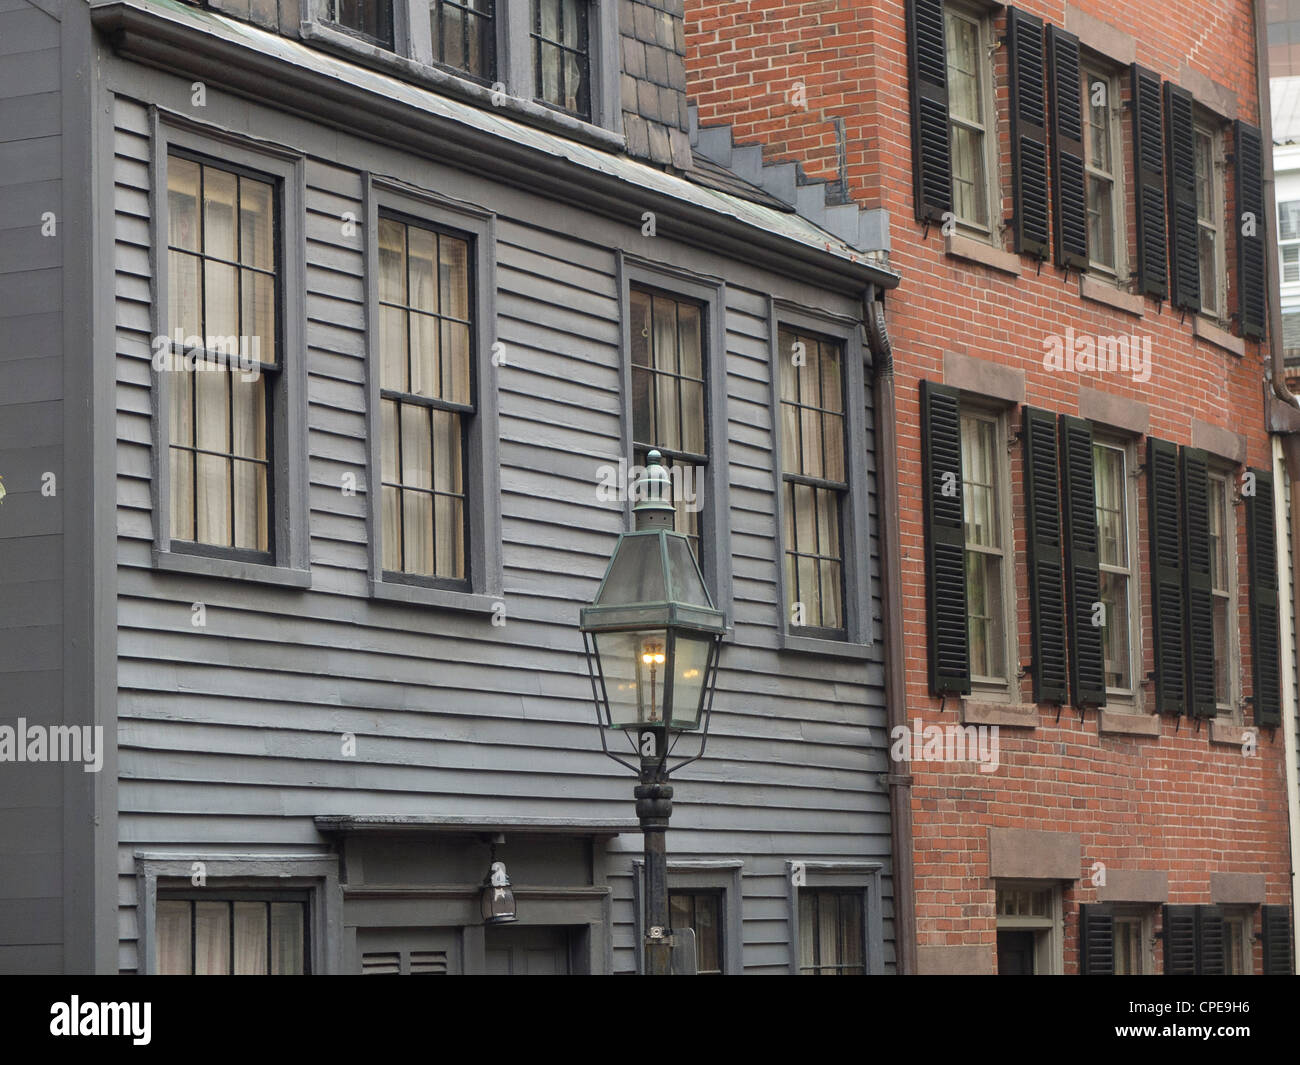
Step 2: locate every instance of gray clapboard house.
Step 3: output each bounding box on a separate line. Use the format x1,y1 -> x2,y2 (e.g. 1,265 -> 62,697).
0,0 -> 901,974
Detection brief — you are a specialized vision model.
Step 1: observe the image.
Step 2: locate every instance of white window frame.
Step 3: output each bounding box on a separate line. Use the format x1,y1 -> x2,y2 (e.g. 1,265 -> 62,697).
1112,905 -> 1155,975
1223,907 -> 1254,975
300,0 -> 622,134
994,880 -> 1064,975
1194,116 -> 1228,320
1208,467 -> 1242,721
944,2 -> 1000,239
1079,60 -> 1127,280
1093,436 -> 1143,710
960,404 -> 1018,695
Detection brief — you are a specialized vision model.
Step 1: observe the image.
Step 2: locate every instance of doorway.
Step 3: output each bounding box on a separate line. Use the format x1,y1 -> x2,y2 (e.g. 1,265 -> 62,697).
484,925 -> 573,974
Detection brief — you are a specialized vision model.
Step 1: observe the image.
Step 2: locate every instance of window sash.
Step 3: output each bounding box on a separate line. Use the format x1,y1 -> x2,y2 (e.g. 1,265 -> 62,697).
1094,442 -> 1135,693
1081,68 -> 1121,273
157,896 -> 309,975
669,891 -> 723,975
532,0 -> 591,119
1208,473 -> 1237,714
961,412 -> 1010,684
321,0 -> 395,49
432,0 -> 498,82
798,889 -> 865,975
1194,125 -> 1223,316
945,8 -> 991,229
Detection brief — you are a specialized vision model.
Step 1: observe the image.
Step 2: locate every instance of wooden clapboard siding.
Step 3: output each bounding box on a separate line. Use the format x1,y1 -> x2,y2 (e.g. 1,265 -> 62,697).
109,86 -> 892,973
0,0 -> 66,975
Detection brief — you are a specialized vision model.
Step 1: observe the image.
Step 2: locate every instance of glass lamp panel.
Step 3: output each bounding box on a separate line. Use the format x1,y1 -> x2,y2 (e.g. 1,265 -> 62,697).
665,534 -> 710,607
596,534 -> 668,606
594,629 -> 667,728
668,634 -> 712,729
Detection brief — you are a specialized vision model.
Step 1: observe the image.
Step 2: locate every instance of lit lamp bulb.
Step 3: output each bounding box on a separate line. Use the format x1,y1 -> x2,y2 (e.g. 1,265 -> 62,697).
641,641 -> 665,722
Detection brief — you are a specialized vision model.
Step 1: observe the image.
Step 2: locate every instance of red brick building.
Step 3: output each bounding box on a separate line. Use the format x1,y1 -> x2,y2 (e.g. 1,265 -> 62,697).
686,0 -> 1296,973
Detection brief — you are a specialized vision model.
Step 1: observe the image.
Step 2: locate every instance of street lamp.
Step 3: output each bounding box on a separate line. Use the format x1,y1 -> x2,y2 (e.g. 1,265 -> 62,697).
580,450 -> 726,975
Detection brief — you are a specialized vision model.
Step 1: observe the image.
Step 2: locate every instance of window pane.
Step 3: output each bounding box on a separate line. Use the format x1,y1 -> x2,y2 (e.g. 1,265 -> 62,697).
1200,226 -> 1218,312
270,903 -> 305,975
239,177 -> 274,271
241,270 -> 276,366
203,167 -> 238,263
1214,596 -> 1230,705
205,260 -> 238,341
442,321 -> 472,405
401,403 -> 432,490
157,901 -> 193,975
196,453 -> 231,547
1093,446 -> 1127,568
1195,131 -> 1214,220
951,125 -> 988,227
1100,570 -> 1131,689
410,312 -> 440,399
966,550 -> 1005,679
327,0 -> 394,47
233,901 -> 268,976
169,251 -> 201,340
961,418 -> 999,549
380,306 -> 408,393
1087,175 -> 1116,269
946,15 -> 982,122
170,447 -> 194,542
1086,77 -> 1112,172
408,225 -> 438,314
382,485 -> 401,571
232,460 -> 268,553
378,218 -> 407,305
799,891 -> 817,971
440,236 -> 471,320
194,901 -> 231,975
168,157 -> 201,253
403,489 -> 435,575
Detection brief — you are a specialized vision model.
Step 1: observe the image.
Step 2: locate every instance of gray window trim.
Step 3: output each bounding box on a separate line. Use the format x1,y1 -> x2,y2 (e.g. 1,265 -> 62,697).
363,175 -> 503,613
768,298 -> 874,655
299,0 -> 623,146
784,859 -> 885,975
147,110 -> 312,587
616,252 -> 733,628
134,853 -> 342,974
631,859 -> 744,975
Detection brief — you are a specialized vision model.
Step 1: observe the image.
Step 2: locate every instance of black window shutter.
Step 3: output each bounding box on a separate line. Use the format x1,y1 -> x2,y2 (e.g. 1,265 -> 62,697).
921,381 -> 970,695
1023,407 -> 1068,702
1007,8 -> 1050,259
1164,82 -> 1200,312
1235,121 -> 1267,339
1261,904 -> 1294,974
1245,466 -> 1282,727
1196,905 -> 1226,974
1162,904 -> 1197,974
1079,903 -> 1115,974
1046,25 -> 1088,270
1059,415 -> 1106,707
1131,65 -> 1168,299
1147,438 -> 1186,714
1180,447 -> 1217,718
906,0 -> 952,223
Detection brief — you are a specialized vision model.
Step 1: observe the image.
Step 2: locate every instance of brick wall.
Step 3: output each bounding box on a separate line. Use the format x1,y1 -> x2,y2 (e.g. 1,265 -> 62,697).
686,0 -> 1291,974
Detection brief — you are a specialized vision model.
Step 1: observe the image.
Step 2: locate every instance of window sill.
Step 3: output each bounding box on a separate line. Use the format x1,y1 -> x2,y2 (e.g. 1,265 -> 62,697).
960,699 -> 1037,728
944,233 -> 1023,277
1208,720 -> 1254,747
1079,274 -> 1145,317
1193,315 -> 1245,357
298,21 -> 624,154
1098,709 -> 1161,737
778,631 -> 872,660
153,548 -> 312,588
369,578 -> 501,615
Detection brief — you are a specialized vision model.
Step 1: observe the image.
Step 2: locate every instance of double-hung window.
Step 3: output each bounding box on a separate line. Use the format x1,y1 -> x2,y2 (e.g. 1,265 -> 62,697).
797,889 -> 865,975
1081,65 -> 1124,276
1208,470 -> 1240,718
432,0 -> 498,82
961,411 -> 1010,685
778,328 -> 847,639
630,286 -> 707,564
945,4 -> 995,233
532,0 -> 591,119
1093,440 -> 1139,702
377,215 -> 474,587
1194,121 -> 1226,317
165,153 -> 278,559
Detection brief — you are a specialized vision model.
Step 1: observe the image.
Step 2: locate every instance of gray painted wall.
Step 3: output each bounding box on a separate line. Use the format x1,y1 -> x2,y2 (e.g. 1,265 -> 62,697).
99,28 -> 894,974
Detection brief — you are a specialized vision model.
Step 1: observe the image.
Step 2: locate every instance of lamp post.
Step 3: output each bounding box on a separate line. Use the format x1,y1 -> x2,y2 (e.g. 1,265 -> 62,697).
579,451 -> 726,975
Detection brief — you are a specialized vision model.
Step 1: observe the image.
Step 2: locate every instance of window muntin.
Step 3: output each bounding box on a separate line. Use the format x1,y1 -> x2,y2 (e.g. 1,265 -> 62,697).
630,287 -> 707,564
779,328 -> 847,637
166,153 -> 278,557
797,889 -> 864,975
1208,472 -> 1238,716
533,0 -> 590,120
377,215 -> 474,585
432,0 -> 497,81
320,0 -> 395,49
1195,124 -> 1225,317
1081,66 -> 1121,274
961,412 -> 1006,683
1113,915 -> 1144,974
945,7 -> 991,230
1094,442 -> 1134,694
669,892 -> 723,975
156,897 -> 308,975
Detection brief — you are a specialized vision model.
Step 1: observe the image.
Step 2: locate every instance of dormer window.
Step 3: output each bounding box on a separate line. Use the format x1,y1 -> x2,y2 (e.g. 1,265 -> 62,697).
532,0 -> 590,119
321,0 -> 395,50
432,0 -> 498,82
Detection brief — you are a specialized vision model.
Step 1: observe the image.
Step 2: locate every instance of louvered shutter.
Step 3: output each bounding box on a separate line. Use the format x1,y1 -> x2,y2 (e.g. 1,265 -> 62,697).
1147,438 -> 1186,714
1246,467 -> 1282,727
1261,904 -> 1294,974
1162,904 -> 1197,974
906,0 -> 952,222
1196,905 -> 1226,975
1079,903 -> 1115,975
1180,447 -> 1217,718
921,381 -> 970,695
1059,415 -> 1106,707
1023,408 -> 1068,702
1046,26 -> 1087,270
1007,8 -> 1050,259
1131,65 -> 1168,300
1165,83 -> 1200,312
1236,121 -> 1267,339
